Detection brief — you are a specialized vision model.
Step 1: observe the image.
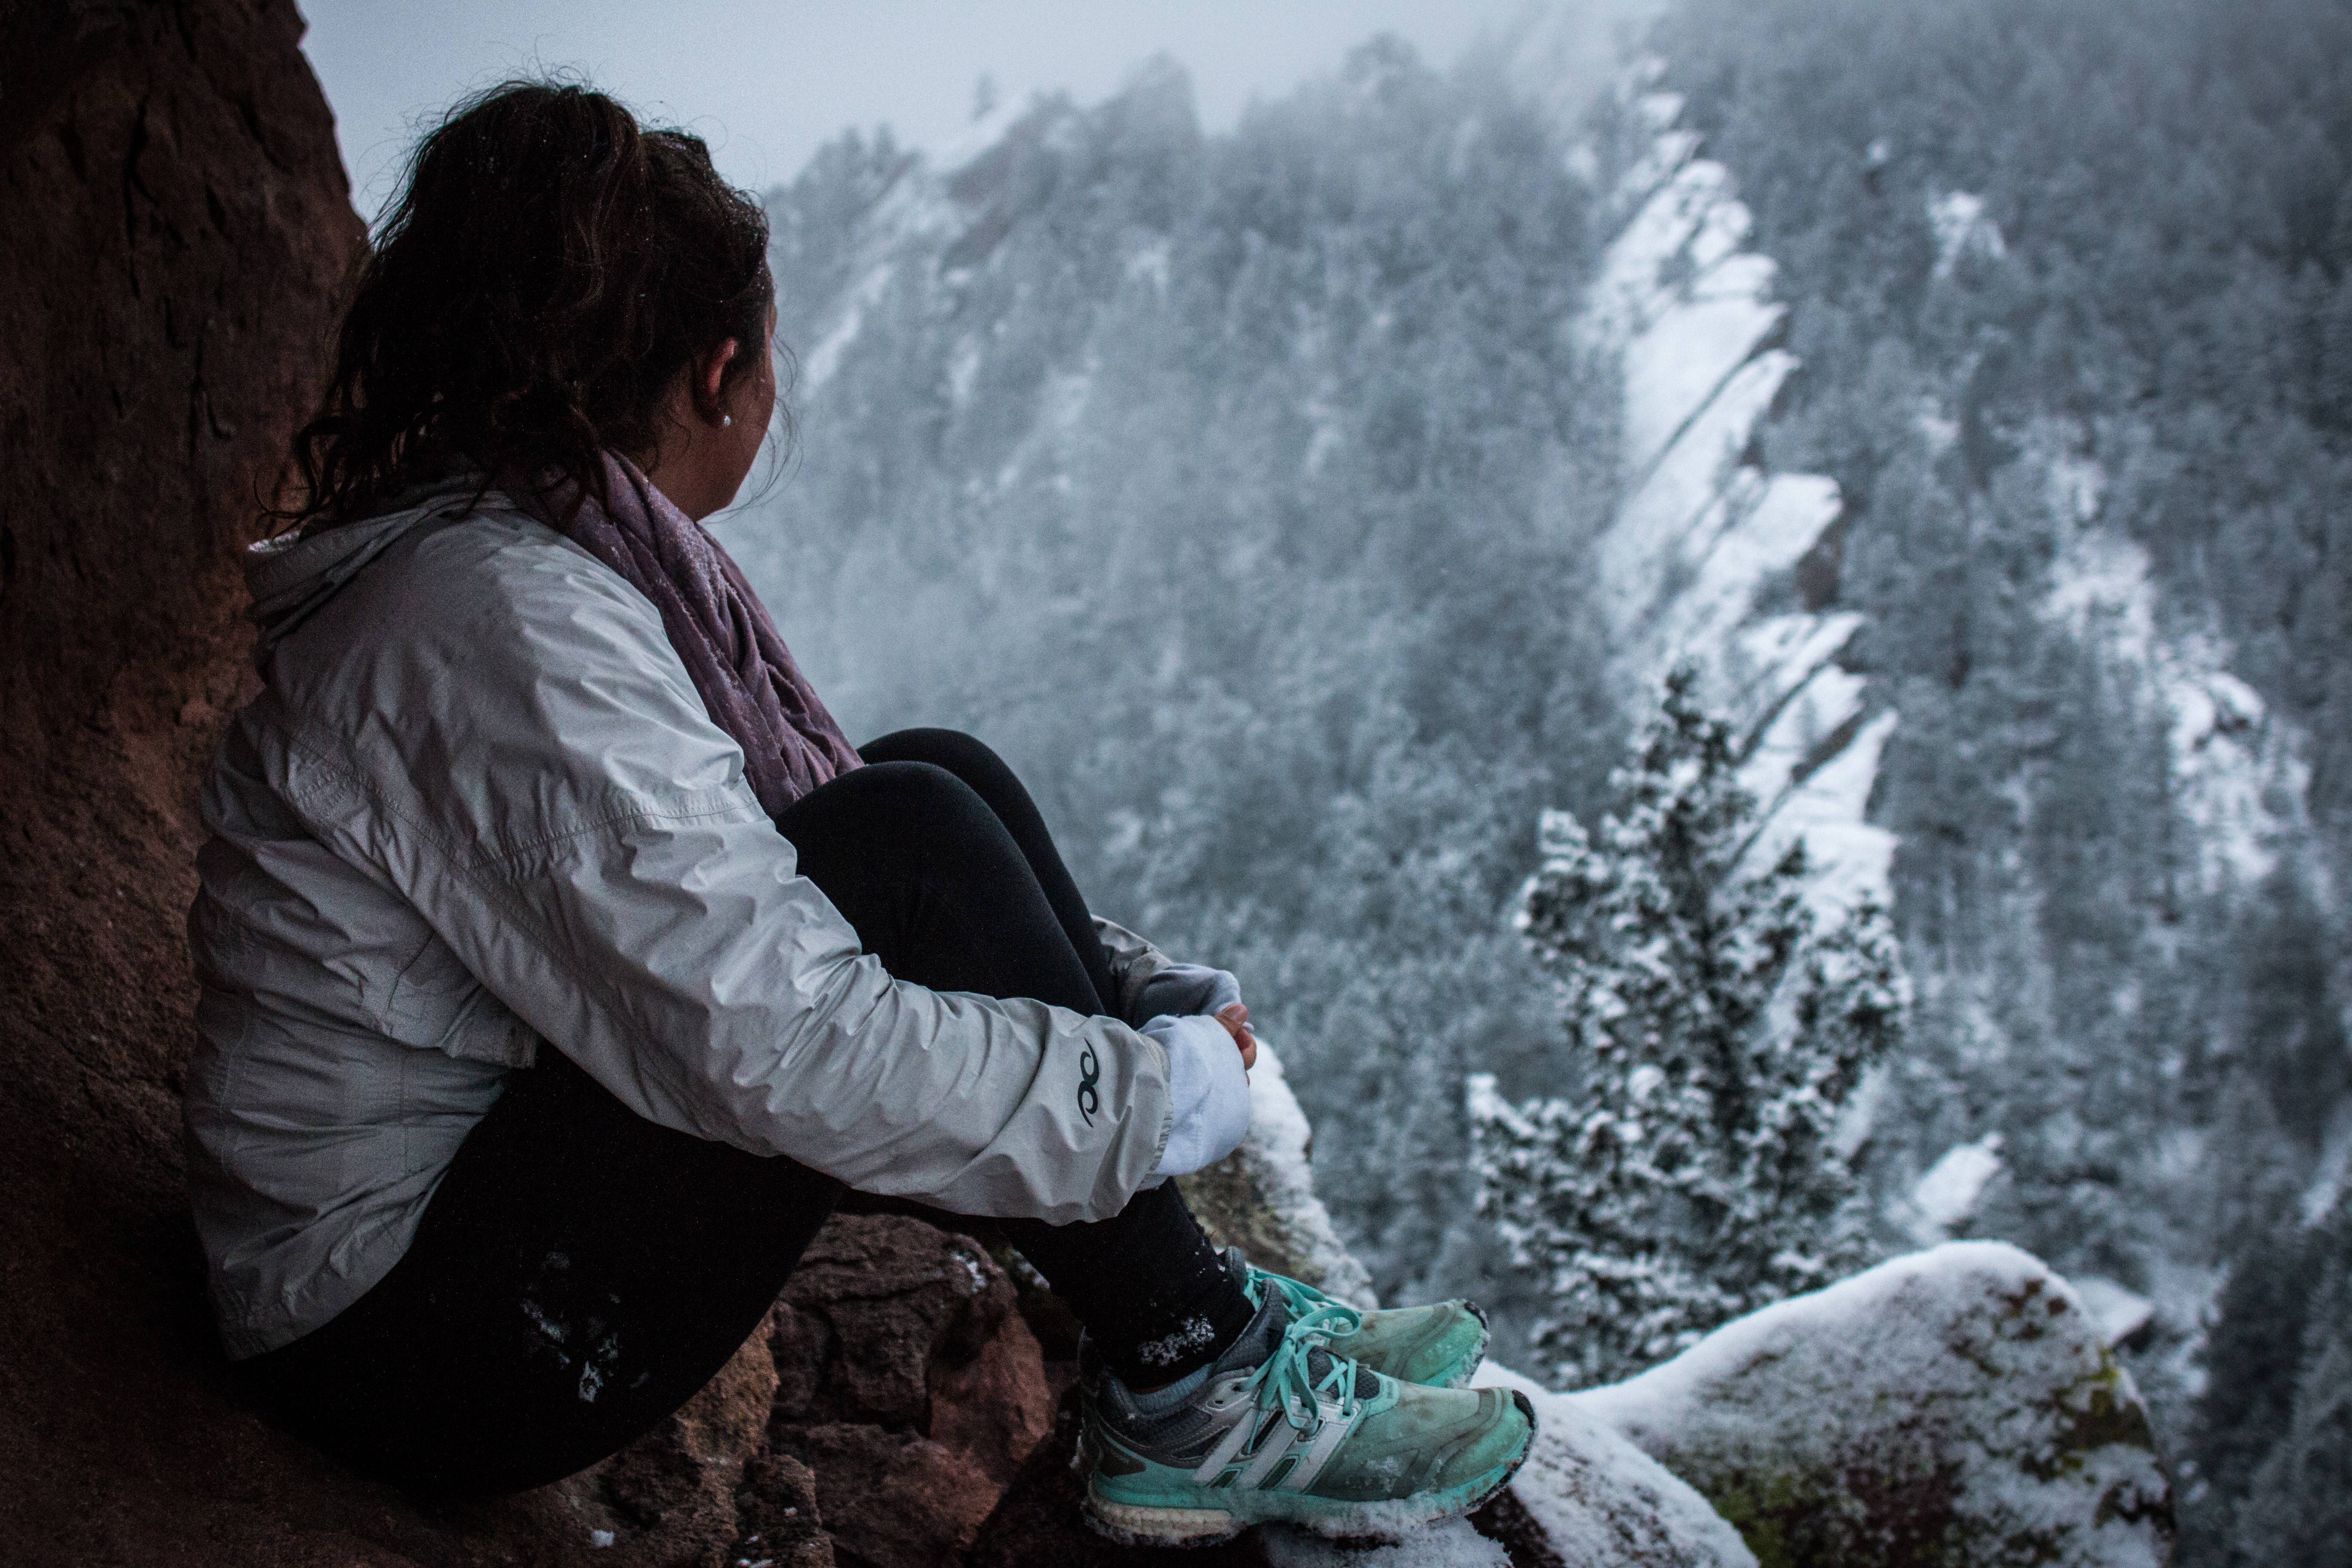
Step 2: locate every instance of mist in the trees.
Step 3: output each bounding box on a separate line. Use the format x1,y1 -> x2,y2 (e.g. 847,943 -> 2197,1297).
728,0 -> 2352,1553
730,39 -> 1623,1318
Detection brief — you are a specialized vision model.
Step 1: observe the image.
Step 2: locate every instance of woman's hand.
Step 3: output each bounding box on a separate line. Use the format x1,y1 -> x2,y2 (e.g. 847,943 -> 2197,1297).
1133,960 -> 1255,1068
1213,1002 -> 1258,1072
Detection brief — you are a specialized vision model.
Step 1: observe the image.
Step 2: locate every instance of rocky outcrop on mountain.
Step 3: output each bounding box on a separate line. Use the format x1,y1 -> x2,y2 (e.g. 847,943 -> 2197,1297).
1554,60 -> 1896,925
1569,1243 -> 2175,1567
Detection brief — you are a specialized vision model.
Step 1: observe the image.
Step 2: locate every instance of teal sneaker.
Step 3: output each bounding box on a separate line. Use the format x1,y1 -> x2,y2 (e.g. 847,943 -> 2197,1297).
1227,1249 -> 1491,1390
1077,1290 -> 1535,1547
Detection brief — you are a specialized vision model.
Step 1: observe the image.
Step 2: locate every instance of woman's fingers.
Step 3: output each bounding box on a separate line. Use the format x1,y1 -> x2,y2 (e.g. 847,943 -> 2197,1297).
1216,1002 -> 1258,1072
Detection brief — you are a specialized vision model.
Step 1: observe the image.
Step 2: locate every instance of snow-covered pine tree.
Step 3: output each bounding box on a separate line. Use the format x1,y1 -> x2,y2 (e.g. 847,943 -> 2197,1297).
1468,664 -> 1907,1388
2238,1223 -> 2352,1564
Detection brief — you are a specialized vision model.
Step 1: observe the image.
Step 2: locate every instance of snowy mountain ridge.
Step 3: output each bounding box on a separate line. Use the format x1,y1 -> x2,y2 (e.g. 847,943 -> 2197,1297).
1565,66 -> 1896,924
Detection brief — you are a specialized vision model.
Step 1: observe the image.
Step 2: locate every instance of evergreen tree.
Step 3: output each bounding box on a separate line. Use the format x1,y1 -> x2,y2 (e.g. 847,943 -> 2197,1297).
2184,1202 -> 2352,1566
2236,1224 -> 2352,1565
1469,666 -> 1907,1387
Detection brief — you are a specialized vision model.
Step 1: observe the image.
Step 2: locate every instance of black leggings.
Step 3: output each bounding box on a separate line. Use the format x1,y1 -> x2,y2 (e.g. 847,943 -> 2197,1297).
240,729 -> 1251,1496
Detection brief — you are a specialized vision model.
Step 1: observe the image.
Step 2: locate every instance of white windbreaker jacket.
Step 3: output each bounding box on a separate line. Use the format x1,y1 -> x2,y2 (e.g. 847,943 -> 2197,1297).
185,477 -> 1178,1359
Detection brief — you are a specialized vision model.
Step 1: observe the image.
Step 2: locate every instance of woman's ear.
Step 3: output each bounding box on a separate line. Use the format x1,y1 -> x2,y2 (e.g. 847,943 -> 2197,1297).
696,338 -> 741,425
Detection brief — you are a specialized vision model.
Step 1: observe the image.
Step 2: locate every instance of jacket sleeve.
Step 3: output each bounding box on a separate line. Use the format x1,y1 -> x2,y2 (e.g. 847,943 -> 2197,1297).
263,517 -> 1173,1225
1092,916 -> 1180,1025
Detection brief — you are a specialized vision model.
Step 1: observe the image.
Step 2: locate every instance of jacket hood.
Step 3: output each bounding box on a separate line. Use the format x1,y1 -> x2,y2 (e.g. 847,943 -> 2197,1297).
244,469 -> 499,659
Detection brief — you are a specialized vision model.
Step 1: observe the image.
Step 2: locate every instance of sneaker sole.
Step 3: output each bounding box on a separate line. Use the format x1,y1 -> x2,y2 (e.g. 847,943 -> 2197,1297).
1083,1389 -> 1537,1547
1081,1498 -> 1245,1549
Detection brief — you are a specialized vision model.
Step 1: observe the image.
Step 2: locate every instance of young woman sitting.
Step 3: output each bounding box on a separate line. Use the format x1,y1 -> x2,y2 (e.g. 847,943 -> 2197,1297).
184,80 -> 1532,1546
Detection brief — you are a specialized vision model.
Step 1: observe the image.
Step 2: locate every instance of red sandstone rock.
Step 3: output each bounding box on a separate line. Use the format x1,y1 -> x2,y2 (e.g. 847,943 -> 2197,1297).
767,1214 -> 1057,1564
0,1 -> 376,1557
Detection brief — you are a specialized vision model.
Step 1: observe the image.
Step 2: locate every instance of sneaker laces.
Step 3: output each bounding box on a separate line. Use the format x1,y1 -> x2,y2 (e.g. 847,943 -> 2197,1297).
1246,1298 -> 1369,1437
1242,1260 -> 1365,1347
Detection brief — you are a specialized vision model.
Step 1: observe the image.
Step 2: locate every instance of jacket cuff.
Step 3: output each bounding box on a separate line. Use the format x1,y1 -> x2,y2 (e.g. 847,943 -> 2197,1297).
1091,915 -> 1179,1023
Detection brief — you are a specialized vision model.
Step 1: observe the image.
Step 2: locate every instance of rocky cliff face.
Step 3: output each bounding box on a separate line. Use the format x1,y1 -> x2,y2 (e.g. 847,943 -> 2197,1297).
1560,59 -> 1897,927
0,0 -> 371,1558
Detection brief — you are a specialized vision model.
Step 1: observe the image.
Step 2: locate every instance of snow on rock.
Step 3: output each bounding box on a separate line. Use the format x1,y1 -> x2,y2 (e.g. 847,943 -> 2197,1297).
1471,1364 -> 1759,1568
2046,524 -> 2310,895
1579,75 -> 1898,921
1574,1243 -> 2174,1568
1623,291 -> 1785,475
1746,710 -> 1900,922
1901,1133 -> 2006,1246
1176,1040 -> 1379,1308
1647,472 -> 1844,692
2303,1102 -> 2352,1227
2070,1276 -> 2157,1350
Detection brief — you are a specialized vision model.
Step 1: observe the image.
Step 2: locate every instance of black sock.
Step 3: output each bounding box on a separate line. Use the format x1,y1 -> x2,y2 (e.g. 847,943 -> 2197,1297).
1001,1181 -> 1258,1386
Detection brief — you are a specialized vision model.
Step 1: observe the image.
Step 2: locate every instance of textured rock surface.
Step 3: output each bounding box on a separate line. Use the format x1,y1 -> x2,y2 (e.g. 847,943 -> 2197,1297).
767,1213 -> 1056,1566
1577,1243 -> 2175,1568
0,0 -> 380,1559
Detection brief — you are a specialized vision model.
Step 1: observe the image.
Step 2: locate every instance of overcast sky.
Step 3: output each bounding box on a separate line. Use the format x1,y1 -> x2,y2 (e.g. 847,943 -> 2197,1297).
300,1 -> 1559,221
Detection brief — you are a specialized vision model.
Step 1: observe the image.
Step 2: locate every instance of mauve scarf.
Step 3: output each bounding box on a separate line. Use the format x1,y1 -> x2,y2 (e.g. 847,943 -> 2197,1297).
514,450 -> 862,818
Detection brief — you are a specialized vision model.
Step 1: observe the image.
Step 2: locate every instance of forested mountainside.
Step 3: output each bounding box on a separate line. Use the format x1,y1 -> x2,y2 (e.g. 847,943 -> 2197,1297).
1651,0 -> 2352,1556
730,43 -> 1625,1332
732,3 -> 2352,1556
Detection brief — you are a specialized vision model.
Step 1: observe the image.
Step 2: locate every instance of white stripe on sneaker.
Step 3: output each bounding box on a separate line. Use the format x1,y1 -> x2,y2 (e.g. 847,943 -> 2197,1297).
1192,1405 -> 1270,1485
1237,1419 -> 1303,1488
1282,1396 -> 1360,1491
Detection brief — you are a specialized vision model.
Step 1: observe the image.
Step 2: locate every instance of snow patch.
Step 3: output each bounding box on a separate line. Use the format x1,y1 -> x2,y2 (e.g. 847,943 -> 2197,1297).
799,260 -> 897,391
1745,710 -> 1899,919
1124,238 -> 1170,292
1905,1134 -> 2005,1246
2070,1275 -> 2156,1348
1929,190 -> 2007,277
1260,1519 -> 1507,1566
1467,1361 -> 1759,1567
2046,526 -> 2309,894
1623,294 -> 1785,474
2305,1103 -> 2352,1226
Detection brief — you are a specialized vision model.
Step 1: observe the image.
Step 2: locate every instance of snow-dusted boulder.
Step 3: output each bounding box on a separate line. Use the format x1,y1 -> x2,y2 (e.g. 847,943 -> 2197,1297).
1574,1243 -> 2174,1567
1473,1366 -> 1762,1568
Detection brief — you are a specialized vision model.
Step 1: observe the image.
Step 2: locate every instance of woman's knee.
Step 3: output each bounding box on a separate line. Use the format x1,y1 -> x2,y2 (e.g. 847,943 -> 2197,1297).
778,759 -> 1017,877
828,756 -> 989,822
858,727 -> 1012,790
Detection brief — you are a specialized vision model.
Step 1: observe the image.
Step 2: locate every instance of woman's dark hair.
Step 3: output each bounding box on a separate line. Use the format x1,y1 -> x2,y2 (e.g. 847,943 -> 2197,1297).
283,80 -> 775,529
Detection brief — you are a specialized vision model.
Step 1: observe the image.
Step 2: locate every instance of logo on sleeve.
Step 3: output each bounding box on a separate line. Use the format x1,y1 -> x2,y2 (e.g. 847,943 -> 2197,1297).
1077,1045 -> 1101,1125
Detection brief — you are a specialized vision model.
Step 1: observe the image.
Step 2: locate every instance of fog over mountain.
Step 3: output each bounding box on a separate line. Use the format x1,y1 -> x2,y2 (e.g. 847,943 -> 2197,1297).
721,2 -> 2352,1556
